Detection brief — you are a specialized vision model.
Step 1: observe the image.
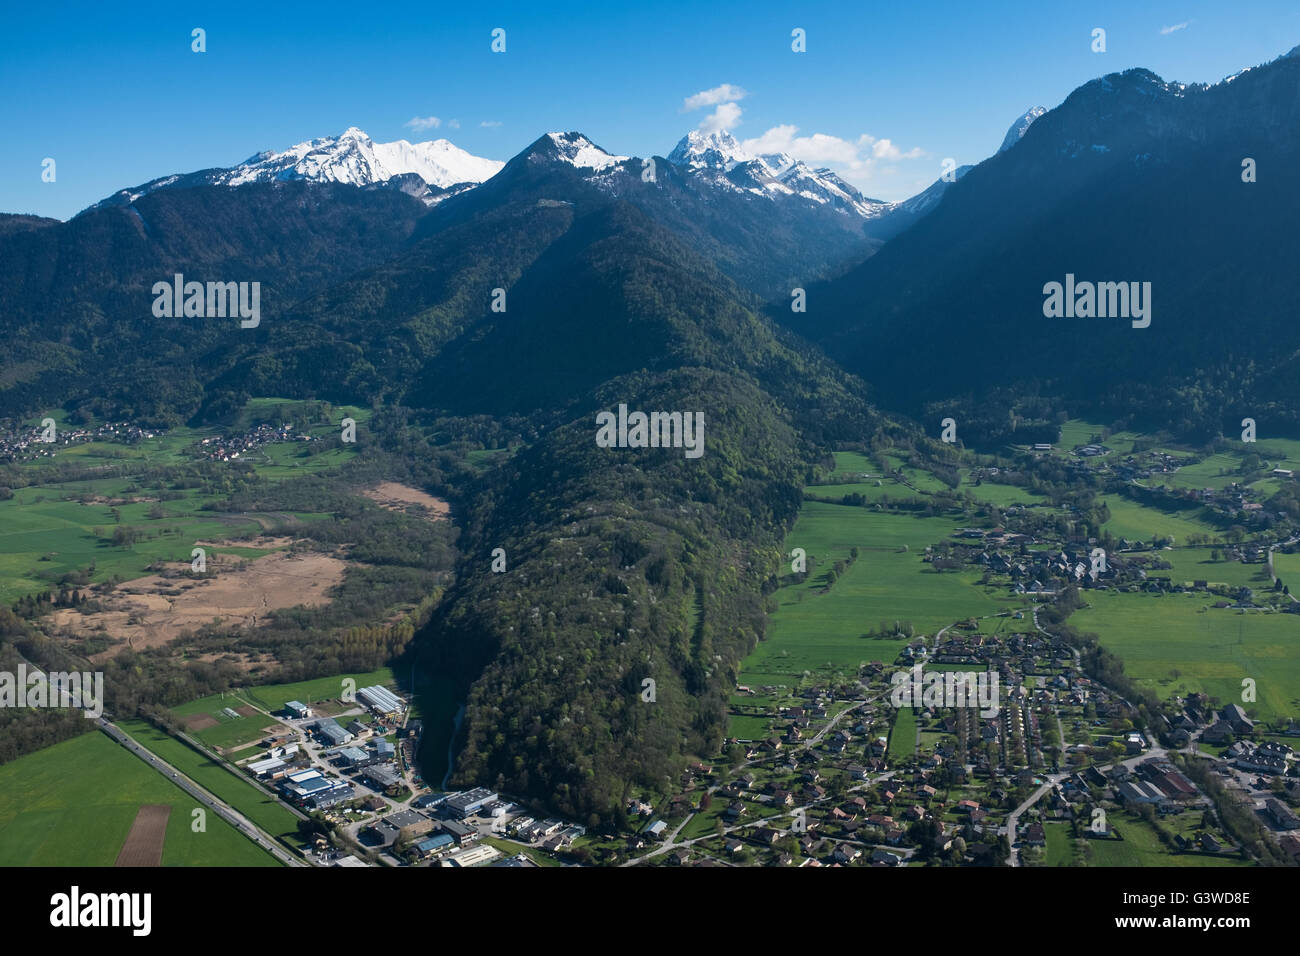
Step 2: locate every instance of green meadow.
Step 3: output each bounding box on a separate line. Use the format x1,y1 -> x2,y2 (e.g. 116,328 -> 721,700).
0,731 -> 279,866
0,398 -> 361,604
237,667 -> 396,714
1272,551 -> 1300,586
1153,549 -> 1272,590
961,479 -> 1048,508
1052,420 -> 1134,454
1100,496 -> 1217,543
1071,592 -> 1300,722
738,499 -> 1016,692
889,707 -> 918,762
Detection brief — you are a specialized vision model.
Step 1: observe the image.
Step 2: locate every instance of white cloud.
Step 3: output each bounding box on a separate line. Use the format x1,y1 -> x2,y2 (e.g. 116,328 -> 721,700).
867,136 -> 924,161
740,126 -> 924,179
679,88 -> 925,197
480,120 -> 502,128
404,116 -> 441,131
682,84 -> 749,111
699,101 -> 744,133
447,119 -> 460,129
1160,22 -> 1189,34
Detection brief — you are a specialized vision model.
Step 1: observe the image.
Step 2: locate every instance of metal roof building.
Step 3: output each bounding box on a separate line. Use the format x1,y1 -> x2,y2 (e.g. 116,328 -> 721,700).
444,787 -> 498,818
315,718 -> 353,746
362,764 -> 402,791
416,833 -> 455,855
357,685 -> 404,715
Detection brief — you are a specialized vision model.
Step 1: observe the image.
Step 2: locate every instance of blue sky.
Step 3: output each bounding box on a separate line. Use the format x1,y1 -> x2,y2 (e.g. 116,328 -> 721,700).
3,0 -> 1297,219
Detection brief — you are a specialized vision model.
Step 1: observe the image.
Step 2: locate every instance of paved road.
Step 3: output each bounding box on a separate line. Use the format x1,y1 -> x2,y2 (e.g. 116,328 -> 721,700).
98,717 -> 308,867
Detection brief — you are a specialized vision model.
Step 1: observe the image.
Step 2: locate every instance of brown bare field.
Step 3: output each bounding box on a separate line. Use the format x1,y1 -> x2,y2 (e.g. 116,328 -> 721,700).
48,548 -> 348,660
115,804 -> 171,867
184,714 -> 219,731
235,705 -> 257,717
362,482 -> 450,521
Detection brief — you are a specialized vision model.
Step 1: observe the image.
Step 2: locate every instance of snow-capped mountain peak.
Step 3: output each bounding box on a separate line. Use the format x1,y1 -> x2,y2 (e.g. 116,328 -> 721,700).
998,107 -> 1048,153
667,129 -> 755,170
89,128 -> 505,212
666,128 -> 887,220
540,132 -> 629,170
220,128 -> 504,189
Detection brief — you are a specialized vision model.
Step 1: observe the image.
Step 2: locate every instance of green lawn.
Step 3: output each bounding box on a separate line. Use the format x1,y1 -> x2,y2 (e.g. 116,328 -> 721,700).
1087,815 -> 1250,867
1043,821 -> 1075,866
0,731 -> 279,866
889,707 -> 918,762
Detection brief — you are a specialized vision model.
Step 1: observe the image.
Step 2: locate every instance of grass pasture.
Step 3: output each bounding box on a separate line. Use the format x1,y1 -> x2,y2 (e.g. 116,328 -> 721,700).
1071,592 -> 1300,723
0,731 -> 279,866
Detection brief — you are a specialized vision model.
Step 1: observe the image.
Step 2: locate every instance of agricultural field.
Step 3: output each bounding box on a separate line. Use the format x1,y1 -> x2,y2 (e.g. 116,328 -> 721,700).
0,480 -> 274,605
1272,551 -> 1300,587
116,719 -> 303,848
0,731 -> 279,866
1070,592 -> 1300,723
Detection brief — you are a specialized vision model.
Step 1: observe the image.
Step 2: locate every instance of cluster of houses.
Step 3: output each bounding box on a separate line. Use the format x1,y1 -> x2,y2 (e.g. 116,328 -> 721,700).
0,420 -> 162,462
1197,703 -> 1257,745
1113,759 -> 1202,813
192,422 -> 315,462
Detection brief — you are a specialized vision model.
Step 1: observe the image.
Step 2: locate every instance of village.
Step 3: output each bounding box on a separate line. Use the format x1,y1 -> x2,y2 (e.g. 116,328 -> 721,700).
0,420 -> 163,463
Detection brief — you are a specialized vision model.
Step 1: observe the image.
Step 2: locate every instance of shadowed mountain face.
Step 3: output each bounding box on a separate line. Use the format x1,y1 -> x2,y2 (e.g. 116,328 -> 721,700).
423,132 -> 883,302
795,52 -> 1300,439
0,182 -> 431,423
